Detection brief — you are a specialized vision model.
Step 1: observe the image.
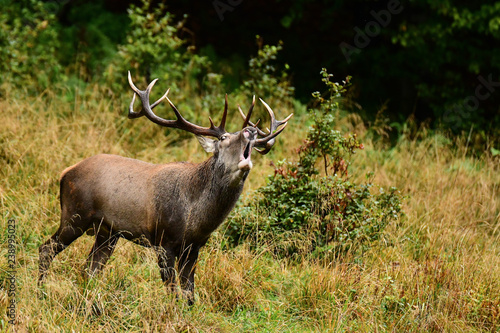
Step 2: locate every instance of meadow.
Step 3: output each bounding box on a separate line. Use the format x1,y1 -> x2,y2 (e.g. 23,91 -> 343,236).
0,81 -> 498,332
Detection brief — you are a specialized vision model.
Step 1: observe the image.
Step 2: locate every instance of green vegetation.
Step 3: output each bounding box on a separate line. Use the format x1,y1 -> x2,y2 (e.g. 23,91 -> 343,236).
0,0 -> 61,91
240,38 -> 295,105
105,0 -> 209,95
269,0 -> 500,135
226,69 -> 404,260
0,0 -> 499,332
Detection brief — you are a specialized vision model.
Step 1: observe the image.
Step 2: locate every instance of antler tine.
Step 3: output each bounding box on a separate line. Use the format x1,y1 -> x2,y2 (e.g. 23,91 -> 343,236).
238,96 -> 268,136
220,94 -> 228,131
259,98 -> 293,128
127,71 -> 141,94
127,71 -> 226,138
238,105 -> 260,129
128,93 -> 142,119
208,94 -> 229,134
239,106 -> 266,136
253,98 -> 293,155
164,95 -> 186,122
241,95 -> 256,128
128,71 -> 169,119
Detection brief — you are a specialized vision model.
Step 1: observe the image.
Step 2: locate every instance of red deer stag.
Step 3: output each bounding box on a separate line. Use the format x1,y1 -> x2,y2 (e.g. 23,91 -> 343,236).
38,72 -> 292,303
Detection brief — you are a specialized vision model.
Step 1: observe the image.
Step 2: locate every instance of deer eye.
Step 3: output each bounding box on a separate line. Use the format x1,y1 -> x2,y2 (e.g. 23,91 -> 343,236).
220,135 -> 228,141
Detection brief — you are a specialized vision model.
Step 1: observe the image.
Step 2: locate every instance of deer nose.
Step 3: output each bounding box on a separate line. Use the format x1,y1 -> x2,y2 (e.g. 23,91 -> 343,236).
242,127 -> 257,140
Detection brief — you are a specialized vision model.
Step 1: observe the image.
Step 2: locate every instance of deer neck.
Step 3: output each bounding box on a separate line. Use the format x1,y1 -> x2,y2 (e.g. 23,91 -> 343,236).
199,155 -> 249,190
190,156 -> 248,235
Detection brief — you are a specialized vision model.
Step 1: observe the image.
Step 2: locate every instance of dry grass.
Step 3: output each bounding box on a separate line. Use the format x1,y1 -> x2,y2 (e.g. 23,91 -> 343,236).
0,85 -> 498,332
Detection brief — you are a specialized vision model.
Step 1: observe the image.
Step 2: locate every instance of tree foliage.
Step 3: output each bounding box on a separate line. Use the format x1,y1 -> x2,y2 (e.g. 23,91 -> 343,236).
0,0 -> 61,92
1,0 -> 498,137
104,0 -> 209,95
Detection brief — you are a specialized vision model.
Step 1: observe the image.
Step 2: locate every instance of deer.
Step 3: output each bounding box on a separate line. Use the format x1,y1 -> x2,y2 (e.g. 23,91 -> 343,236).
38,72 -> 292,304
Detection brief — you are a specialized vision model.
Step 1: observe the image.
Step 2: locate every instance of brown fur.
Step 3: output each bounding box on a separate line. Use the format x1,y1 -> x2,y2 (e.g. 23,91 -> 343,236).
39,128 -> 258,304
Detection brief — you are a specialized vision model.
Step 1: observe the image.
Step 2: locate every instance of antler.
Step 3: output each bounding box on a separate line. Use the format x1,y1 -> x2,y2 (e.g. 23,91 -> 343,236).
128,71 -> 227,138
239,98 -> 293,155
239,96 -> 266,136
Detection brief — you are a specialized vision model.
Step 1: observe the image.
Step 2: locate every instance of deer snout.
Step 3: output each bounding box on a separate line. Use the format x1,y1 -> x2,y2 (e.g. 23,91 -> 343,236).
242,127 -> 257,140
238,128 -> 256,171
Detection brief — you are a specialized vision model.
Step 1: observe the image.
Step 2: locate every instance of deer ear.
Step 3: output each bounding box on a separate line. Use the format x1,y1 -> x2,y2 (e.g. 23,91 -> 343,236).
196,135 -> 217,153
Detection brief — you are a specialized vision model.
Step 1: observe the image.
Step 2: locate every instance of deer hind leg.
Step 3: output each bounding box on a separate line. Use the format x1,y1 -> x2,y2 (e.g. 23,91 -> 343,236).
85,223 -> 119,277
38,213 -> 90,286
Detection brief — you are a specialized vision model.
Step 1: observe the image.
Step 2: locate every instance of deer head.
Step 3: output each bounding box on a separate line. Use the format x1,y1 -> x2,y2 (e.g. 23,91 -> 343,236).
127,72 -> 293,178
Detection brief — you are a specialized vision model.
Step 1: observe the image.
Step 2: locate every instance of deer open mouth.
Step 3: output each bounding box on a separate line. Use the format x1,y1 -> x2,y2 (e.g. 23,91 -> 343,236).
243,142 -> 251,159
238,142 -> 253,171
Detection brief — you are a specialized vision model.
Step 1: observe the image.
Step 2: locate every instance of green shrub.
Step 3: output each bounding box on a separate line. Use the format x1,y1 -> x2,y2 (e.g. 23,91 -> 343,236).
240,36 -> 295,104
225,69 -> 404,258
55,1 -> 130,81
0,0 -> 62,93
105,0 -> 210,97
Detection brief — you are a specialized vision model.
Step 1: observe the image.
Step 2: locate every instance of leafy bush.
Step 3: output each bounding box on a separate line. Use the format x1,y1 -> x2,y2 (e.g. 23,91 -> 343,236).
55,1 -> 130,81
225,69 -> 404,258
0,0 -> 62,93
105,0 -> 210,96
240,36 -> 295,104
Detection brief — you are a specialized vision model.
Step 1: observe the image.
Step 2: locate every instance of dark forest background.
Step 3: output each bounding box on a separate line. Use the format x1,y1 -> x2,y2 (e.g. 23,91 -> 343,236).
2,0 -> 500,140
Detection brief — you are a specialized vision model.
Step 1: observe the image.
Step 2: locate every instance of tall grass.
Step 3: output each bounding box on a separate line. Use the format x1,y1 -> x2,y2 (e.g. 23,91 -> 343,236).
0,85 -> 498,332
